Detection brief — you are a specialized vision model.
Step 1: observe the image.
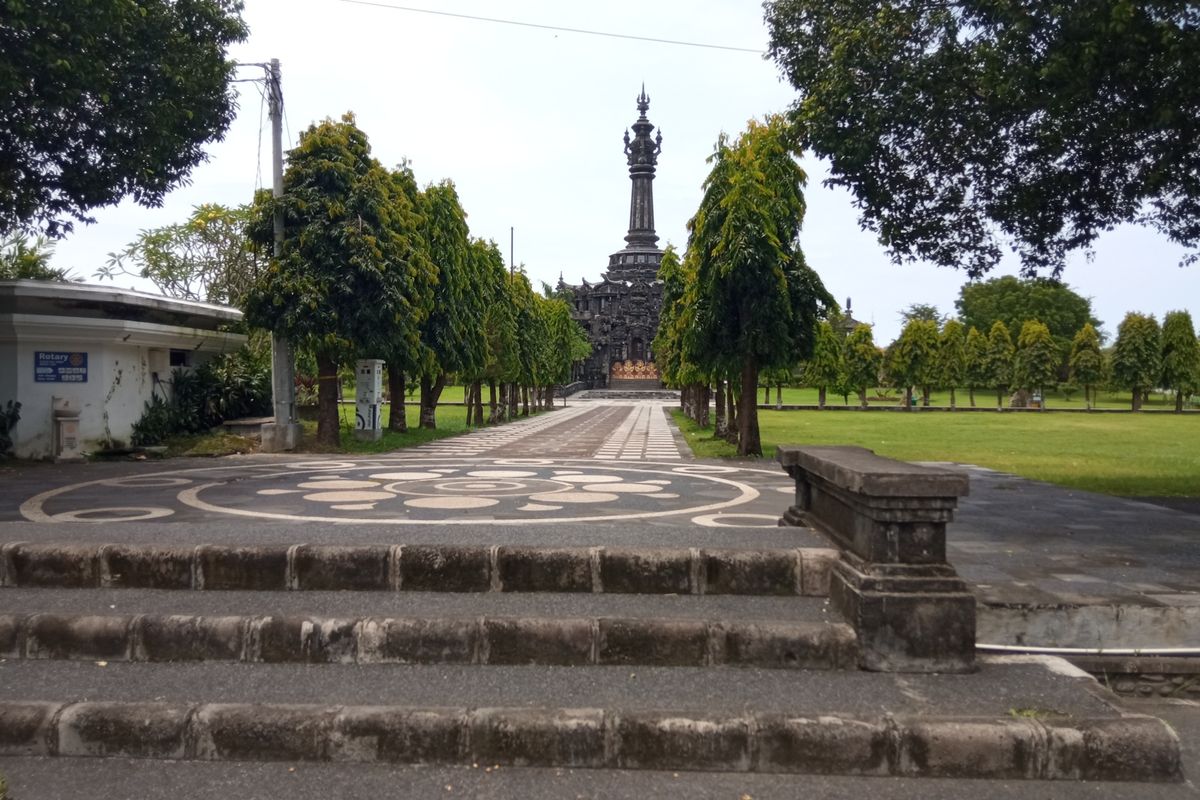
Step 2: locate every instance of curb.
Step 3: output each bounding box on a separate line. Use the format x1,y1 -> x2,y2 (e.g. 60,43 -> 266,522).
0,612 -> 858,671
0,701 -> 1181,781
0,542 -> 837,597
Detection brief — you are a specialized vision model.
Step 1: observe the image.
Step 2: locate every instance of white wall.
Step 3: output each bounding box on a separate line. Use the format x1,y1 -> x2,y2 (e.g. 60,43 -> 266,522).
10,342 -> 165,458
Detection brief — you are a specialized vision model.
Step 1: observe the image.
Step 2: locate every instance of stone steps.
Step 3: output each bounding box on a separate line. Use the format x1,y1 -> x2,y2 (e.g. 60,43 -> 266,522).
0,659 -> 1182,781
0,611 -> 857,670
0,541 -> 837,596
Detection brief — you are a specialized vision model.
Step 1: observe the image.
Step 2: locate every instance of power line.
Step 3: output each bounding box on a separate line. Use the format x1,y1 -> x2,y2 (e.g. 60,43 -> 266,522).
336,0 -> 764,54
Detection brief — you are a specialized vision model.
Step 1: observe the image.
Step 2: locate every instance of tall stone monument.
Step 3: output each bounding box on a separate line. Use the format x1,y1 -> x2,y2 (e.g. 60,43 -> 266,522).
561,88 -> 665,389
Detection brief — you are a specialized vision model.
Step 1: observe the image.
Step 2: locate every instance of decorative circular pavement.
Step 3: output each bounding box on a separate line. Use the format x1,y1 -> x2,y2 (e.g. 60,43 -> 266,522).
19,457 -> 791,527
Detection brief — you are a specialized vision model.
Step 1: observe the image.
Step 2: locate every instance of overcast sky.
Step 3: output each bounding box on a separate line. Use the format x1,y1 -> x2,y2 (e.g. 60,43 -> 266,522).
50,0 -> 1199,344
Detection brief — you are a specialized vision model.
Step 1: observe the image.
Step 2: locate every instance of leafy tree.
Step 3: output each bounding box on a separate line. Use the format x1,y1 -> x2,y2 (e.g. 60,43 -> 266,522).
1111,312 -> 1162,411
380,163 -> 437,433
936,319 -> 967,409
684,116 -> 833,456
654,246 -> 712,423
97,204 -> 259,305
1160,310 -> 1199,413
0,235 -> 74,281
841,323 -> 882,408
476,241 -> 519,425
415,181 -> 481,429
889,319 -> 939,408
765,1 -> 1200,275
983,321 -> 1015,407
1069,323 -> 1104,410
0,1 -> 249,238
804,321 -> 842,408
956,277 -> 1100,365
1013,320 -> 1059,409
963,326 -> 989,407
899,303 -> 946,326
243,114 -> 423,446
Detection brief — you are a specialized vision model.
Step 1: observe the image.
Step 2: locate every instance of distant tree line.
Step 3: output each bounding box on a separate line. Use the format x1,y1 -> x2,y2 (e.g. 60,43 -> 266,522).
792,278 -> 1199,413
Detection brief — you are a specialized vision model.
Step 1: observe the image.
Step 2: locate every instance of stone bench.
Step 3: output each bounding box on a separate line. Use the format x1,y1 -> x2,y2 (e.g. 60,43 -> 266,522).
777,445 -> 975,673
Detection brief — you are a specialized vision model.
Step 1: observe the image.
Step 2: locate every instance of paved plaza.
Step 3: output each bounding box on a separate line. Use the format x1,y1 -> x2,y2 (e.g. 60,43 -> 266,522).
0,395 -> 1198,797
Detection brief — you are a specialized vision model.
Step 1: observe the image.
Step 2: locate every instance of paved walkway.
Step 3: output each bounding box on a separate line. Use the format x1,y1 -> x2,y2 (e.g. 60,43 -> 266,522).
2,396 -> 1197,609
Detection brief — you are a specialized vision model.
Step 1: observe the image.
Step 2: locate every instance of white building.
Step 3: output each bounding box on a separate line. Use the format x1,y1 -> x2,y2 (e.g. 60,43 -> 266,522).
0,280 -> 247,458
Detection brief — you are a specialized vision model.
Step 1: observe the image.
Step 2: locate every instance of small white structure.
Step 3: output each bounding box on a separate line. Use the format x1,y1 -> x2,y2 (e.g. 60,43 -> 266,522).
0,280 -> 247,458
354,359 -> 383,441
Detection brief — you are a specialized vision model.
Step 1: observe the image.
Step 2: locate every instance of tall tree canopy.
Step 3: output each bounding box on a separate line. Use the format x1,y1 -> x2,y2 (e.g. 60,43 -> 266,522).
936,319 -> 967,409
983,321 -> 1015,407
243,114 -> 429,446
765,1 -> 1200,275
1013,320 -> 1059,407
0,0 -> 249,237
1069,323 -> 1104,410
1111,312 -> 1162,411
97,204 -> 258,305
956,277 -> 1100,350
889,319 -> 939,408
1160,310 -> 1199,412
685,116 -> 833,455
841,323 -> 882,409
804,320 -> 842,408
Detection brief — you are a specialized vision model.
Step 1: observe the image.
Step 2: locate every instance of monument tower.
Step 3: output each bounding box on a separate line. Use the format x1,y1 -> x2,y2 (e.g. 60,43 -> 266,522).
563,88 -> 666,389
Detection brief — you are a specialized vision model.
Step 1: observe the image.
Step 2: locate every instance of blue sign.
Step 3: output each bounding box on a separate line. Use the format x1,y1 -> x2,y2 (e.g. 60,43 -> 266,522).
35,351 -> 88,383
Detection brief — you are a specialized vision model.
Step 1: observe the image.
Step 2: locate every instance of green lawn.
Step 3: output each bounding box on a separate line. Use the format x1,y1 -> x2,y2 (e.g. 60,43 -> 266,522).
673,409 -> 1200,497
753,385 -> 1192,411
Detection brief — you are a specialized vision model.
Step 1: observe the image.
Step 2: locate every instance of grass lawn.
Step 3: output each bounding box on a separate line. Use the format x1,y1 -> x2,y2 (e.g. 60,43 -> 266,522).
754,386 -> 1192,411
673,409 -> 1200,497
297,402 -> 476,454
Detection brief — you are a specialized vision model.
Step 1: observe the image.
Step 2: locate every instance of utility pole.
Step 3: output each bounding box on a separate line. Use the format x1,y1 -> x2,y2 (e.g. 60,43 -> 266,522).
260,58 -> 301,452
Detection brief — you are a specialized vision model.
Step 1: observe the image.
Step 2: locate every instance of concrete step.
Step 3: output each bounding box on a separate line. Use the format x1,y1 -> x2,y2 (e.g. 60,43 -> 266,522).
0,658 -> 1181,781
5,755 -> 1195,800
0,586 -> 837,621
0,541 -> 836,596
0,610 -> 857,671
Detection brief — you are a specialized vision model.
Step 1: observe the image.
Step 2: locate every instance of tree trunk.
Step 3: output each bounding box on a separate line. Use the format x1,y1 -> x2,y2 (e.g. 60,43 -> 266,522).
419,374 -> 445,429
522,385 -> 530,417
737,359 -> 762,457
387,368 -> 407,433
858,388 -> 868,409
698,384 -> 710,427
904,386 -> 913,411
818,386 -> 826,409
1039,386 -> 1046,411
763,385 -> 770,404
969,387 -> 976,407
997,388 -> 1004,408
488,379 -> 499,424
725,381 -> 738,443
1132,389 -> 1141,412
775,384 -> 782,410
315,352 -> 341,447
472,380 -> 484,425
921,386 -> 931,406
949,387 -> 956,410
715,382 -> 727,437
1177,390 -> 1184,413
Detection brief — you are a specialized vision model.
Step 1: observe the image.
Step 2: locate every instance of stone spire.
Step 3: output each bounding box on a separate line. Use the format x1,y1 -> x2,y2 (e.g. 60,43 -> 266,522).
623,85 -> 662,249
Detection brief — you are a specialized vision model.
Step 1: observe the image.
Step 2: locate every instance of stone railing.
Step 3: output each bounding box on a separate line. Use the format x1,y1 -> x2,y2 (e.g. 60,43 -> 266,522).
777,445 -> 975,673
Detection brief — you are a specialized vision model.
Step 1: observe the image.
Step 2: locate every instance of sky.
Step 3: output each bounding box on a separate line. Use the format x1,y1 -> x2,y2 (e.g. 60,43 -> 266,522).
49,0 -> 1200,344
